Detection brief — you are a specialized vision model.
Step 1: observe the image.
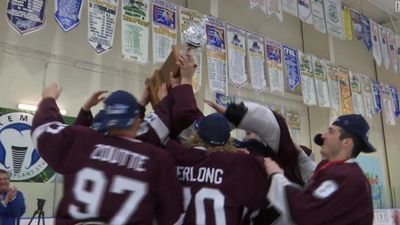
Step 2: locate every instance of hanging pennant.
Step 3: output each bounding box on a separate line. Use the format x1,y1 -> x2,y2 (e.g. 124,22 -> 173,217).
360,75 -> 375,118
342,4 -> 353,41
389,85 -> 400,118
206,16 -> 227,94
338,66 -> 352,115
283,45 -> 300,91
312,56 -> 330,107
250,0 -> 267,13
350,9 -> 363,40
381,84 -> 396,125
286,108 -> 301,144
311,0 -> 326,34
298,0 -> 313,24
266,38 -> 284,95
267,0 -> 283,22
360,14 -> 372,50
282,0 -> 298,17
121,0 -> 150,64
226,24 -> 248,88
396,34 -> 400,75
349,72 -> 365,116
179,7 -> 205,93
215,92 -> 235,108
247,32 -> 267,93
6,0 -> 46,35
298,51 -> 317,105
55,0 -> 83,32
324,0 -> 344,40
152,0 -> 178,63
379,25 -> 390,69
325,61 -> 341,118
370,20 -> 382,66
88,0 -> 118,54
387,29 -> 398,73
371,80 -> 382,114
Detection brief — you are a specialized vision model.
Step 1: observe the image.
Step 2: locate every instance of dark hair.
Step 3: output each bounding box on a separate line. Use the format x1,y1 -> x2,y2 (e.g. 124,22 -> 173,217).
338,128 -> 363,158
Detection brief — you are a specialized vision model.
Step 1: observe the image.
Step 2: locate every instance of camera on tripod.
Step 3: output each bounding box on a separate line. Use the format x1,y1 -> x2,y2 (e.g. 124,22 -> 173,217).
37,198 -> 46,211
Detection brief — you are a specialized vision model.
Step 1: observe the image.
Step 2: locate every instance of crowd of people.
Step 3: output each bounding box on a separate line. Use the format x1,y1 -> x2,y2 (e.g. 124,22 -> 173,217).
30,51 -> 375,225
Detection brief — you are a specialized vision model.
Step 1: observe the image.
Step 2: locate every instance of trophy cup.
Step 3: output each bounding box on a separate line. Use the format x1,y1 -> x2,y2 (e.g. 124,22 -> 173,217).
148,16 -> 208,107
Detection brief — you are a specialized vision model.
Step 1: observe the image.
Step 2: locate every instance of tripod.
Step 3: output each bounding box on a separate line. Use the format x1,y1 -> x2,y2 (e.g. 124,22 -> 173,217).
28,199 -> 46,225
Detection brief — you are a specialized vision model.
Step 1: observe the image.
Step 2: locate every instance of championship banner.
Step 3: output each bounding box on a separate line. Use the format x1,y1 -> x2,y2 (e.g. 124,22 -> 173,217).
285,108 -> 301,144
349,72 -> 365,116
179,7 -> 205,93
298,0 -> 313,24
7,0 -> 46,35
250,0 -> 267,14
324,0 -> 344,40
312,56 -> 330,108
55,0 -> 83,32
266,38 -> 284,95
311,0 -> 326,34
361,14 -> 372,50
389,85 -> 400,118
121,0 -> 150,64
298,51 -> 317,105
342,4 -> 353,41
283,44 -> 300,91
227,24 -> 248,88
370,20 -> 382,66
0,108 -> 58,182
267,0 -> 283,22
88,0 -> 118,54
152,0 -> 178,63
387,29 -> 397,73
206,16 -> 227,94
338,66 -> 353,115
215,92 -> 235,108
381,84 -> 396,125
325,61 -> 341,117
350,9 -> 363,40
371,80 -> 382,114
361,75 -> 375,119
247,32 -> 267,93
379,25 -> 390,69
282,0 -> 297,17
396,34 -> 400,74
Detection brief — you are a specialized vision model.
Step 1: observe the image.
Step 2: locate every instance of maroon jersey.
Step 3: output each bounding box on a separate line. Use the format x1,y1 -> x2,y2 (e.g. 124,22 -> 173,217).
165,140 -> 267,225
31,98 -> 183,225
287,161 -> 373,225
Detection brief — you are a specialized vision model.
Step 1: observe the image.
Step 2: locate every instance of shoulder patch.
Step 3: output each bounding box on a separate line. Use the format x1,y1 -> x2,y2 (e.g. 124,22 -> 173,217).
313,180 -> 338,199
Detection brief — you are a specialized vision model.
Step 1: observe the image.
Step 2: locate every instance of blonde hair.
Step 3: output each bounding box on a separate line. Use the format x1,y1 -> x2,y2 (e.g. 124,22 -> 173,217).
185,133 -> 237,154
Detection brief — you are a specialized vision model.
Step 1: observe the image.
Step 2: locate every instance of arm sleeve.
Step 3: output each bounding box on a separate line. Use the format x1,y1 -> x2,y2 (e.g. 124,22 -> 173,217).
7,191 -> 26,217
73,108 -> 93,126
297,149 -> 317,184
235,102 -> 281,152
154,154 -> 183,225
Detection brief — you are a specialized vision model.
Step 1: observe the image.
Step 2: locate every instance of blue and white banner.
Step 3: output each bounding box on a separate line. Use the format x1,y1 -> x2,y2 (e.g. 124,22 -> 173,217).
266,38 -> 284,95
379,26 -> 390,69
360,14 -> 372,50
227,24 -> 248,88
350,9 -> 363,40
247,32 -> 266,93
298,0 -> 312,24
312,0 -> 326,34
215,92 -> 235,108
381,84 -> 396,125
55,0 -> 83,32
389,85 -> 400,118
283,45 -> 300,91
387,30 -> 398,74
396,34 -> 400,75
7,0 -> 46,35
88,0 -> 119,54
370,20 -> 382,66
372,80 -> 382,114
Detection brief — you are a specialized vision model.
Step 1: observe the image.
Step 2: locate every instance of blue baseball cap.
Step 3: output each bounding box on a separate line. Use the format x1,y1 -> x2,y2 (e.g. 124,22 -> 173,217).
195,113 -> 230,146
91,110 -> 106,134
314,114 -> 376,153
100,91 -> 140,130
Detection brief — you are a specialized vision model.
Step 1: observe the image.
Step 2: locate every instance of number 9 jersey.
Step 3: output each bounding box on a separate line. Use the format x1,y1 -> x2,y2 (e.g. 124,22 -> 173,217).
31,98 -> 183,225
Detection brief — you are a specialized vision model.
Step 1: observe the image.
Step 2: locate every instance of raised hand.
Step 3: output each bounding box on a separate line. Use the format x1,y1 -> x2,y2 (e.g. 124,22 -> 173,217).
42,83 -> 62,100
157,83 -> 168,102
82,90 -> 108,111
139,80 -> 150,107
204,99 -> 226,114
6,187 -> 17,202
178,51 -> 197,85
170,71 -> 182,88
264,158 -> 284,176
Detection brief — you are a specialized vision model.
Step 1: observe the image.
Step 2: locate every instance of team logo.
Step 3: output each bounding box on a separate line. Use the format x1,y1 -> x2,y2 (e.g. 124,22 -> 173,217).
0,111 -> 55,182
328,4 -> 339,23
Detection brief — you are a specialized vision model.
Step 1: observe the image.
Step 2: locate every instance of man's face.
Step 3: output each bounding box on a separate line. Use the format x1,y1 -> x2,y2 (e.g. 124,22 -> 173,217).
0,173 -> 10,192
320,125 -> 343,159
